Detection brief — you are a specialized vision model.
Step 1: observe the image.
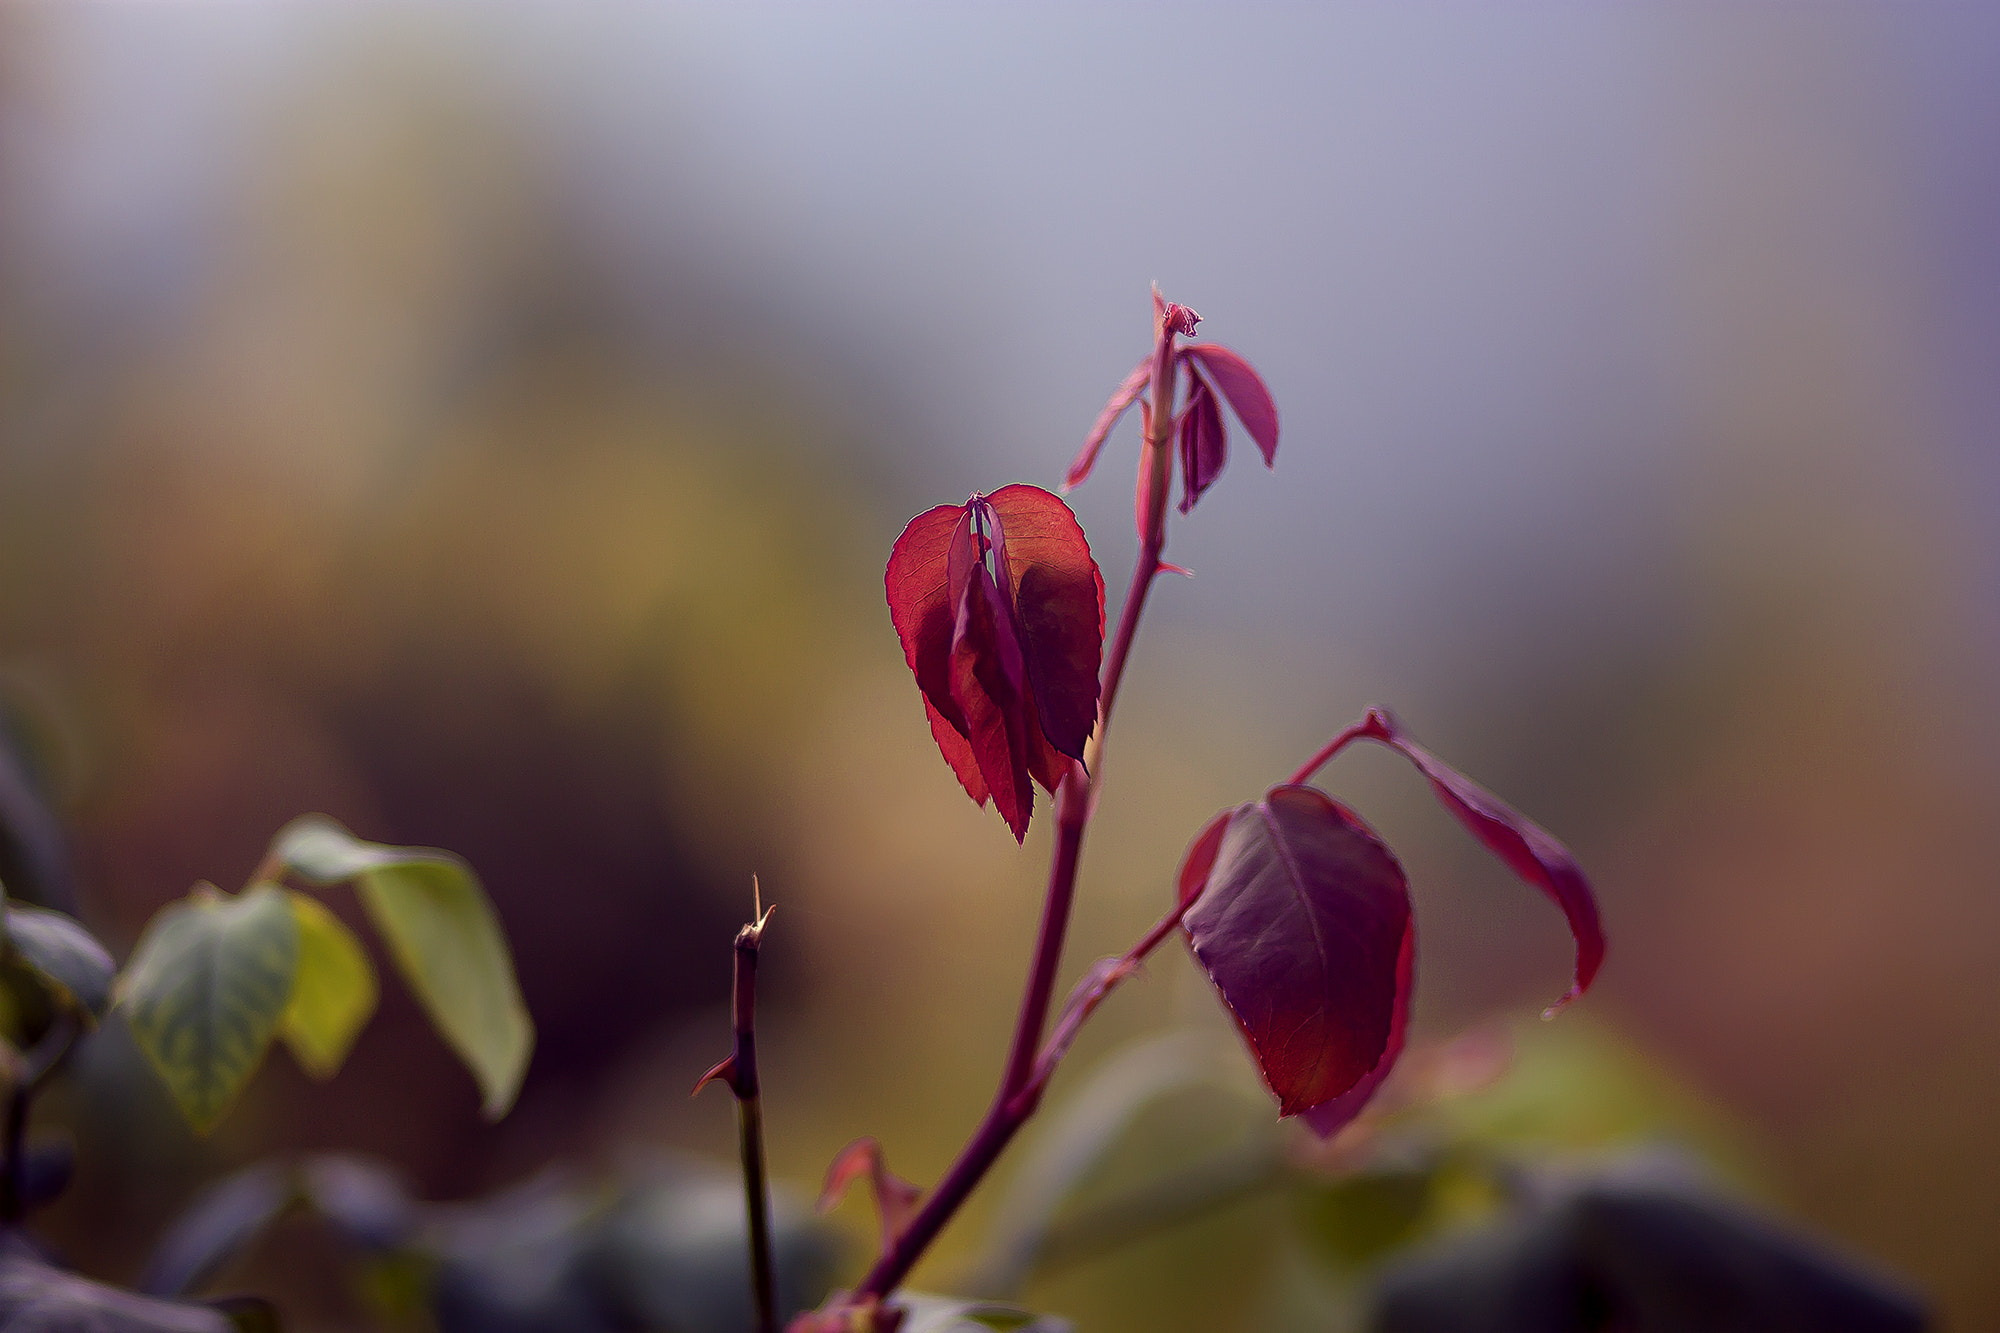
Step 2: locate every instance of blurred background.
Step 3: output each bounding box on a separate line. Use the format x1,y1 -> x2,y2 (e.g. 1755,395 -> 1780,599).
0,3 -> 1996,1329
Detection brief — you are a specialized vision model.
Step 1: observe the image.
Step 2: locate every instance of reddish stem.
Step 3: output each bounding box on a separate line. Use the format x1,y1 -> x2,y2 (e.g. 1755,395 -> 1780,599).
853,319 -> 1186,1307
699,893 -> 779,1333
1286,709 -> 1389,787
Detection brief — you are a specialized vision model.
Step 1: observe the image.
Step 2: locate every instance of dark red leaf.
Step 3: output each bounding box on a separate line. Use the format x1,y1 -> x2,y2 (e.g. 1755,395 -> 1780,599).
949,562 -> 1036,841
1064,358 -> 1151,491
819,1137 -> 922,1259
1360,710 -> 1604,1012
1182,786 -> 1412,1117
1176,810 -> 1233,908
1183,344 -> 1278,466
983,485 -> 1104,764
1302,920 -> 1413,1138
1176,367 -> 1229,514
886,503 -> 974,735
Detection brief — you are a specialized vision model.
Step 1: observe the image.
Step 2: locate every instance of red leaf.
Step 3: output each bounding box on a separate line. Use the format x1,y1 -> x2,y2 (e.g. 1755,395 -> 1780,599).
1361,710 -> 1604,1012
922,694 -> 988,806
1176,367 -> 1229,514
983,485 -> 1104,764
819,1137 -> 923,1259
1182,786 -> 1411,1116
886,503 -> 974,734
1064,358 -> 1151,491
887,487 -> 1102,837
1301,920 -> 1413,1138
1183,344 -> 1278,466
949,562 -> 1035,841
1176,810 -> 1233,908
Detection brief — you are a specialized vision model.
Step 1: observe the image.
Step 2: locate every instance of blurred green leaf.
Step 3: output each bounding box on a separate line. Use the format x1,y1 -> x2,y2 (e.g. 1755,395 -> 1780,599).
119,885 -> 299,1134
270,816 -> 532,1118
3,896 -> 115,1021
277,891 -> 377,1079
1435,1019 -> 1737,1160
1294,1166 -> 1435,1270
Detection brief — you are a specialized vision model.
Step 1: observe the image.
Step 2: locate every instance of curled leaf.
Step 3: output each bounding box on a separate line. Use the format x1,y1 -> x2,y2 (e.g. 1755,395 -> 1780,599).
1359,710 -> 1604,1012
951,561 -> 1037,839
1063,358 -> 1150,491
819,1138 -> 922,1259
1182,344 -> 1278,466
1175,367 -> 1229,514
1181,787 -> 1411,1118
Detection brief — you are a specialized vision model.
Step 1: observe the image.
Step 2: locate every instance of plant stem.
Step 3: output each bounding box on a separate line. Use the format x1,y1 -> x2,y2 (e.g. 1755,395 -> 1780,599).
0,1016 -> 77,1223
737,907 -> 779,1333
698,887 -> 779,1333
999,791 -> 1088,1100
1287,710 -> 1387,787
856,323 -> 1187,1308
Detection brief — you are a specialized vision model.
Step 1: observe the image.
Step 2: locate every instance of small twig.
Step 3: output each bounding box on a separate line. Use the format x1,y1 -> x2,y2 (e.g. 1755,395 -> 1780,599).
695,878 -> 779,1333
1,1014 -> 78,1223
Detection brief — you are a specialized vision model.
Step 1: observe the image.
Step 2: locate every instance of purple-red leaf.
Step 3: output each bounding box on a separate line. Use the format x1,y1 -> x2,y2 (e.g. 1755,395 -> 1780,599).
886,487 -> 1103,839
1176,810 -> 1232,908
1183,344 -> 1278,466
1360,710 -> 1604,1012
1064,358 -> 1150,491
1181,786 -> 1412,1117
819,1137 -> 922,1259
950,562 -> 1035,841
984,485 -> 1104,764
1302,920 -> 1412,1138
1176,367 -> 1229,514
886,503 -> 973,735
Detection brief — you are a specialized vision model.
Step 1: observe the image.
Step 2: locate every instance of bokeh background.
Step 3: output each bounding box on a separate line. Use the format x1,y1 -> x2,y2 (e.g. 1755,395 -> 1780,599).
1,4 -> 1997,1329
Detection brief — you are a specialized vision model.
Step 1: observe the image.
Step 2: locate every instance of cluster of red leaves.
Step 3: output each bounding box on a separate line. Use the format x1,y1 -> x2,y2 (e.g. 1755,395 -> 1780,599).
885,485 -> 1104,841
1064,292 -> 1281,519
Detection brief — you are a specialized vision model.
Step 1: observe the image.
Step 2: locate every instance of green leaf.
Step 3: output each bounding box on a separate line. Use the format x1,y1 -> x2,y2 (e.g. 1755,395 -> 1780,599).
119,885 -> 299,1134
3,899 -> 115,1021
1294,1165 -> 1435,1269
278,891 -> 377,1079
269,816 -> 532,1118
